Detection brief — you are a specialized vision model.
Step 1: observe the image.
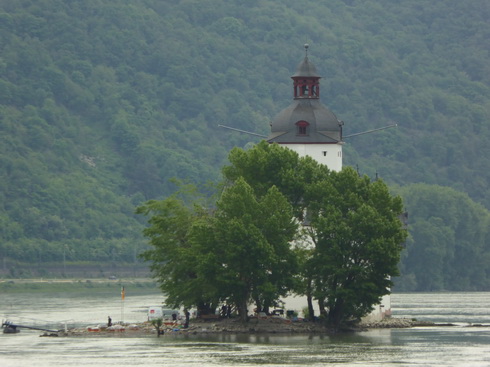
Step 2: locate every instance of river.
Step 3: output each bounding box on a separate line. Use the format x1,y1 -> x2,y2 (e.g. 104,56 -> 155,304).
1,290 -> 489,366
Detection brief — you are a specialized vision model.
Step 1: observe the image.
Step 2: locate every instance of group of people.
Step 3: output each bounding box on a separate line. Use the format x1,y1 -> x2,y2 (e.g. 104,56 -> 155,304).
107,308 -> 191,331
220,304 -> 232,318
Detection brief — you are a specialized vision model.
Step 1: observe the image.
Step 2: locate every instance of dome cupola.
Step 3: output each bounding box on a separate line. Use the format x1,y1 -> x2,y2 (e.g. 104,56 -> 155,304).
268,45 -> 343,145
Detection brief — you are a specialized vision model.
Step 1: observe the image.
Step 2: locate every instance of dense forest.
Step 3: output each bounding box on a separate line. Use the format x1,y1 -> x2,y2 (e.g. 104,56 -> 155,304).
0,0 -> 489,290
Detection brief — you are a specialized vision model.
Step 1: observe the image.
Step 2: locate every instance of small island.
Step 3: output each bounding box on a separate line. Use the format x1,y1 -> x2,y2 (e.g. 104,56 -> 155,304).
53,316 -> 442,338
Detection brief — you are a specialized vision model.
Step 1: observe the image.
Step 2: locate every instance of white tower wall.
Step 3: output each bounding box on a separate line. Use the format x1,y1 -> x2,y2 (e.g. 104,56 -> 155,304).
282,143 -> 342,172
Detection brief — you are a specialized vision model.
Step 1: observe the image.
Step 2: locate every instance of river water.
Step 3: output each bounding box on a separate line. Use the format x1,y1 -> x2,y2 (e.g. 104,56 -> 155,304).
1,291 -> 489,366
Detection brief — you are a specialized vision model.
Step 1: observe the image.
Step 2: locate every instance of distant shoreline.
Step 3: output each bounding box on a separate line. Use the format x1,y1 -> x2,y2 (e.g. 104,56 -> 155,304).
0,278 -> 159,294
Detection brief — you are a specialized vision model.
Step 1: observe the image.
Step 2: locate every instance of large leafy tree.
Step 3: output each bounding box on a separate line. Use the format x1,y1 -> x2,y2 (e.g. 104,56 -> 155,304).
222,141 -> 328,318
138,177 -> 298,321
307,168 -> 407,328
207,178 -> 298,321
137,190 -> 220,314
224,143 -> 406,327
223,141 -> 329,219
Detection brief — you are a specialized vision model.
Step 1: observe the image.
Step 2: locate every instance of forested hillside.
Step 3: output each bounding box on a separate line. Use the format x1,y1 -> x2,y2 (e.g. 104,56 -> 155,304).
0,0 -> 489,289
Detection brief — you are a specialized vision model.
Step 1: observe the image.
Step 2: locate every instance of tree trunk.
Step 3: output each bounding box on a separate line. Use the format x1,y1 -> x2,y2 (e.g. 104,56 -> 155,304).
306,277 -> 315,321
328,299 -> 344,331
238,297 -> 249,323
318,298 -> 327,317
255,297 -> 262,314
307,294 -> 315,321
263,305 -> 270,315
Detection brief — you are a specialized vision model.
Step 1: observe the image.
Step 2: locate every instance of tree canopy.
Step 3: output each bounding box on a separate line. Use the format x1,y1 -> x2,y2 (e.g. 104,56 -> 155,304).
139,173 -> 299,322
394,184 -> 490,291
139,143 -> 406,328
307,168 -> 406,326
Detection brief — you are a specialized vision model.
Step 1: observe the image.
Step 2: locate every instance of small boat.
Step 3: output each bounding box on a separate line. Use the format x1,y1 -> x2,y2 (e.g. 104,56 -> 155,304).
2,320 -> 58,335
3,324 -> 20,334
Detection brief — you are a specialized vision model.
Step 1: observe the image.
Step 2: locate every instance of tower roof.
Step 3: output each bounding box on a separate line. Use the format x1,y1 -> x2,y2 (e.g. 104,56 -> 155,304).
292,44 -> 321,78
292,56 -> 321,78
268,46 -> 342,144
268,99 -> 341,143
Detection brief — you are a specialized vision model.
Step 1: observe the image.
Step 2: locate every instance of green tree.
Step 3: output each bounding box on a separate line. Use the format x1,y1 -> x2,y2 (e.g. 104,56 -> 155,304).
223,141 -> 329,219
395,184 -> 490,291
137,191 -> 219,314
210,178 -> 298,321
222,141 -> 329,319
307,168 -> 407,329
222,143 -> 406,327
138,177 -> 298,322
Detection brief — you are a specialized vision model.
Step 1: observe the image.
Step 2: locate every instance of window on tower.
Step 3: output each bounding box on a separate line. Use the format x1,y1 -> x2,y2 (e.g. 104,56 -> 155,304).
312,85 -> 317,96
296,120 -> 309,135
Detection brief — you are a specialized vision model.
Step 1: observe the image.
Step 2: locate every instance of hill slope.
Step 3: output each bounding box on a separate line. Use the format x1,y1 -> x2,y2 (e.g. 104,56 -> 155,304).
0,0 -> 489,288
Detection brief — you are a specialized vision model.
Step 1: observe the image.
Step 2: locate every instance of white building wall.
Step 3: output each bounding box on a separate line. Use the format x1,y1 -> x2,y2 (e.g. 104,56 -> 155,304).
363,293 -> 392,322
281,143 -> 343,172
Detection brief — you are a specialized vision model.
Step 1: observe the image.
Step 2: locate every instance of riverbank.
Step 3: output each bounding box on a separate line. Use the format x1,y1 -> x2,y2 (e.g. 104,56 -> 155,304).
0,278 -> 158,293
0,261 -> 150,279
56,316 -> 452,338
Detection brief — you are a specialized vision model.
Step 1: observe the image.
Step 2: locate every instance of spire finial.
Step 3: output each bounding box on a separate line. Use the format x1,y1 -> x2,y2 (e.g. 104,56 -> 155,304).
304,43 -> 309,57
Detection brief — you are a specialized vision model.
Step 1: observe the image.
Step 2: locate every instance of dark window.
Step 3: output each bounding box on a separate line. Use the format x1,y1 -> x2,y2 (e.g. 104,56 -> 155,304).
296,120 -> 309,135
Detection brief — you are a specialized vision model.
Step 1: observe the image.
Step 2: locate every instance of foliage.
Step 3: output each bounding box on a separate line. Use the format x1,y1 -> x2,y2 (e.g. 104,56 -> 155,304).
141,144 -> 406,328
150,318 -> 164,337
394,184 -> 490,291
307,168 -> 406,327
138,176 -> 298,321
210,178 -> 298,321
0,0 -> 489,291
137,191 -> 218,313
223,141 -> 329,219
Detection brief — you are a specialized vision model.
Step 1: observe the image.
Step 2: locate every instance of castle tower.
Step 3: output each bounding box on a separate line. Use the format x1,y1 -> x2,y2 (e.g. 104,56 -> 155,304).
270,46 -> 390,321
267,44 -> 344,172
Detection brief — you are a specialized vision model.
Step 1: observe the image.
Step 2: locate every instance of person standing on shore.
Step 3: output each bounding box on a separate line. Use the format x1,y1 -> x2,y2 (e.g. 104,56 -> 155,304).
184,309 -> 190,328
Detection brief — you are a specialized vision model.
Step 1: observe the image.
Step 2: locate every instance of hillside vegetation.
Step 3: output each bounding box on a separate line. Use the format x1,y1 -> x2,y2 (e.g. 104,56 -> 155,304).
0,0 -> 489,290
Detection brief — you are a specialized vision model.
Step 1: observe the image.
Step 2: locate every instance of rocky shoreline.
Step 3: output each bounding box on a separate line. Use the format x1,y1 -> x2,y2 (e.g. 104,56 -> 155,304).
358,317 -> 436,329
52,316 -> 472,337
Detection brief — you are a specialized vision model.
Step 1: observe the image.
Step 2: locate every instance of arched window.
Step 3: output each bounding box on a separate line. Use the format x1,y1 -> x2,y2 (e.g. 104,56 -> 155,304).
296,120 -> 309,135
302,84 -> 309,96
